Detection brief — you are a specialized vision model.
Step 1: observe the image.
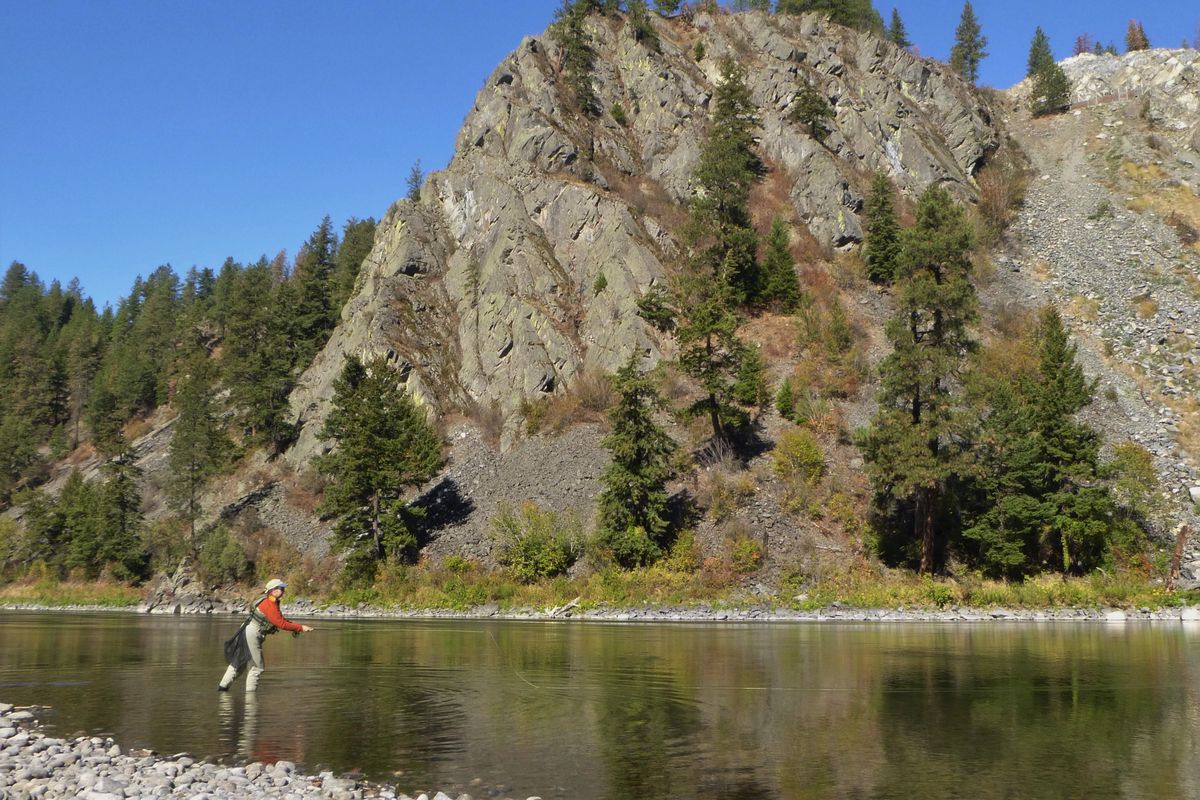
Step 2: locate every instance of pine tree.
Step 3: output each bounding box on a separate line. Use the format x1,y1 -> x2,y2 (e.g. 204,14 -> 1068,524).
859,186 -> 977,573
949,1 -> 988,85
760,218 -> 802,311
863,173 -> 902,283
596,357 -> 678,567
223,260 -> 296,452
652,0 -> 680,14
1031,61 -> 1072,116
790,82 -> 835,143
1027,27 -> 1054,78
550,0 -> 600,115
1125,20 -> 1150,52
676,298 -> 749,443
316,355 -> 444,582
292,215 -> 339,366
331,217 -> 377,313
96,455 -> 149,581
887,8 -> 911,48
406,160 -> 423,202
693,55 -> 762,305
60,470 -> 102,576
626,0 -> 660,51
167,357 -> 228,545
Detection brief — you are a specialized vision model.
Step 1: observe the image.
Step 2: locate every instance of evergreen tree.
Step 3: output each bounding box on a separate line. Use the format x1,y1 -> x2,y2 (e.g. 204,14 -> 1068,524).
316,355 -> 444,582
223,260 -> 296,452
167,357 -> 228,545
331,217 -> 377,313
406,160 -> 423,202
596,357 -> 678,567
85,381 -> 126,458
676,298 -> 752,443
760,218 -> 802,311
1027,26 -> 1054,78
1125,20 -> 1150,52
859,186 -> 977,573
964,309 -> 1115,575
887,8 -> 912,48
0,415 -> 39,503
292,215 -> 339,366
96,455 -> 149,581
776,0 -> 884,33
1031,61 -> 1072,116
1092,40 -> 1105,56
949,1 -> 987,85
863,173 -> 902,283
733,341 -> 770,411
626,0 -> 660,51
551,0 -> 600,114
790,81 -> 835,143
653,0 -> 681,14
693,55 -> 762,305
60,471 -> 102,576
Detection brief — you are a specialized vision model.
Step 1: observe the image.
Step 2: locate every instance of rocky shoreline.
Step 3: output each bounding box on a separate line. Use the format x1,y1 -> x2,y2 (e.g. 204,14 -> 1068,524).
0,702 -> 539,800
7,597 -> 1200,623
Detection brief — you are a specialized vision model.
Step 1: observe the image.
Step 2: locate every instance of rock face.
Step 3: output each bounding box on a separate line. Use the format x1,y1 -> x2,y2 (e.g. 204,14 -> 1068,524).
284,10 -> 997,465
1012,48 -> 1200,130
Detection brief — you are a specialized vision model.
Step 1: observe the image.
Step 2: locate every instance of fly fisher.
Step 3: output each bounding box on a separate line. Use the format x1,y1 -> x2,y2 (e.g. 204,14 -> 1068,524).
218,578 -> 313,692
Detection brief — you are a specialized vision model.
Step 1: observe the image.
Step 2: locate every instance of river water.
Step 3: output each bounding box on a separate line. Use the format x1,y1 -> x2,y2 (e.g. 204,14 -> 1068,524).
2,611 -> 1200,799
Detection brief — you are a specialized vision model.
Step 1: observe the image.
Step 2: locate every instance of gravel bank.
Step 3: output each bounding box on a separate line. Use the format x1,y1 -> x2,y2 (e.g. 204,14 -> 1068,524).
0,702 -> 541,800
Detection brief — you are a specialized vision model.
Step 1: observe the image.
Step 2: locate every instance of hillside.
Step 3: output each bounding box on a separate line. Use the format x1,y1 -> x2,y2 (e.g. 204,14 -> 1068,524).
6,8 -> 1200,601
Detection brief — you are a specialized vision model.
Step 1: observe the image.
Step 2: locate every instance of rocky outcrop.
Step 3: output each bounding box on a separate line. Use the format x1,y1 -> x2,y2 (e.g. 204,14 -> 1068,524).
283,9 -> 998,464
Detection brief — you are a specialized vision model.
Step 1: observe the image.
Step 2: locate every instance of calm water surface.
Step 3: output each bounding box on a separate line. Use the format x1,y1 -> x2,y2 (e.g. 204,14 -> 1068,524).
2,612 -> 1200,799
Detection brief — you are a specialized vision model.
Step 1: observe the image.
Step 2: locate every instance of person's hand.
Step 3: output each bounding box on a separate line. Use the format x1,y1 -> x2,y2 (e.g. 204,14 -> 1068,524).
300,625 -> 314,632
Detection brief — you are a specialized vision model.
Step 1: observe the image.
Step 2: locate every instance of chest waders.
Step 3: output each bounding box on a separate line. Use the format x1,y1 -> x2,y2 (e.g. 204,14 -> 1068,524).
218,595 -> 274,692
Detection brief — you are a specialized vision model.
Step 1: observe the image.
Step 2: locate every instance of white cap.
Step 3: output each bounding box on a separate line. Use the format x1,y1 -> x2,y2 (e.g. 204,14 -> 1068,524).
265,578 -> 287,591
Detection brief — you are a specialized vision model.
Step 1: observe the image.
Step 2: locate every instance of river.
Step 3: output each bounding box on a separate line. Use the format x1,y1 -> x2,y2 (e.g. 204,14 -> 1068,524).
2,612 -> 1199,799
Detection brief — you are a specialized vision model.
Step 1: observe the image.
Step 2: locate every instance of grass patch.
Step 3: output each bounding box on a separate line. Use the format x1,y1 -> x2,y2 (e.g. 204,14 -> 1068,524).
0,578 -> 143,607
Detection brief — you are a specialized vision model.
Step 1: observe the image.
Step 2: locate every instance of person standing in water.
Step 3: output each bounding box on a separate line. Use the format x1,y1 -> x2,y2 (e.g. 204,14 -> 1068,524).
219,578 -> 312,692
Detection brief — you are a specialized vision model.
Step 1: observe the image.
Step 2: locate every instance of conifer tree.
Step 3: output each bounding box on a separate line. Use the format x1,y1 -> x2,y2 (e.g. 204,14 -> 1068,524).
652,0 -> 680,14
760,218 -> 802,311
1031,61 -> 1072,116
406,160 -> 423,202
292,215 -> 339,366
223,260 -> 297,452
96,455 -> 149,581
693,55 -> 762,305
626,0 -> 660,51
316,355 -> 444,582
790,82 -> 835,143
863,173 -> 902,283
859,186 -> 977,573
551,0 -> 600,114
1125,20 -> 1150,52
60,470 -> 102,576
167,357 -> 228,545
887,8 -> 912,48
331,217 -> 377,314
949,1 -> 988,85
597,357 -> 678,567
1027,26 -> 1054,78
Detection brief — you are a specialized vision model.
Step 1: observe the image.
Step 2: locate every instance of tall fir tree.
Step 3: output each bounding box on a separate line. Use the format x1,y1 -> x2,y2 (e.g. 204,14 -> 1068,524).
316,355 -> 444,582
96,455 -> 149,581
550,0 -> 600,114
863,173 -> 902,283
626,0 -> 660,51
1031,60 -> 1072,116
597,357 -> 678,567
887,8 -> 912,48
859,186 -> 977,573
167,357 -> 228,545
760,218 -> 802,311
292,215 -> 339,366
949,1 -> 988,85
331,217 -> 377,314
1027,26 -> 1054,78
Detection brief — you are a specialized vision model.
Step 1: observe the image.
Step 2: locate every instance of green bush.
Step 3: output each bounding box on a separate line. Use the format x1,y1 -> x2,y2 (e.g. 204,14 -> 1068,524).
491,502 -> 582,583
610,103 -> 628,126
729,536 -> 763,573
600,525 -> 661,568
773,428 -> 826,483
196,526 -> 251,586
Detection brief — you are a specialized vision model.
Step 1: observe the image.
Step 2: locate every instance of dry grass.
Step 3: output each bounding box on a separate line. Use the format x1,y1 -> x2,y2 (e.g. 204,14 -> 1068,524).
1066,294 -> 1100,321
1131,293 -> 1159,319
464,398 -> 506,448
534,368 -> 618,434
283,468 -> 327,514
739,313 -> 803,361
973,137 -> 1032,246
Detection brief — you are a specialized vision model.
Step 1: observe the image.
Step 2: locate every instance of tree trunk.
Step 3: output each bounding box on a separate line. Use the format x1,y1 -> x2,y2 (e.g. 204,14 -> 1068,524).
917,486 -> 937,573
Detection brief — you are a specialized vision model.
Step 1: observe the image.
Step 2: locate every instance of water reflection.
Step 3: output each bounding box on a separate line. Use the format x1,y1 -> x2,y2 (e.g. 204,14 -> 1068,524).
2,614 -> 1200,799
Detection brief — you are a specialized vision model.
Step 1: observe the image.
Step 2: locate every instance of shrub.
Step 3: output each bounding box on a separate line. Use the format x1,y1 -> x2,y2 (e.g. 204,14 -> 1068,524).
196,526 -> 251,586
773,428 -> 825,483
610,103 -> 628,126
490,502 -> 582,583
600,525 -> 661,568
729,536 -> 763,573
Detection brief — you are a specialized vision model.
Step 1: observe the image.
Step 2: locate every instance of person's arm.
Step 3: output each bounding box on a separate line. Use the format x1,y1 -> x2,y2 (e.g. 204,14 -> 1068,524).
258,597 -> 307,633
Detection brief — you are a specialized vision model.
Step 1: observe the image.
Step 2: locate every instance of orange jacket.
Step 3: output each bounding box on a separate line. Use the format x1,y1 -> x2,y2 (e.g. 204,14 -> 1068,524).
256,595 -> 305,633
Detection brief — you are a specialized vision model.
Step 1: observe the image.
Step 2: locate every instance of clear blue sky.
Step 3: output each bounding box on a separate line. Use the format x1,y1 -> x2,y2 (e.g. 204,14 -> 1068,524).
2,1 -> 1195,308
